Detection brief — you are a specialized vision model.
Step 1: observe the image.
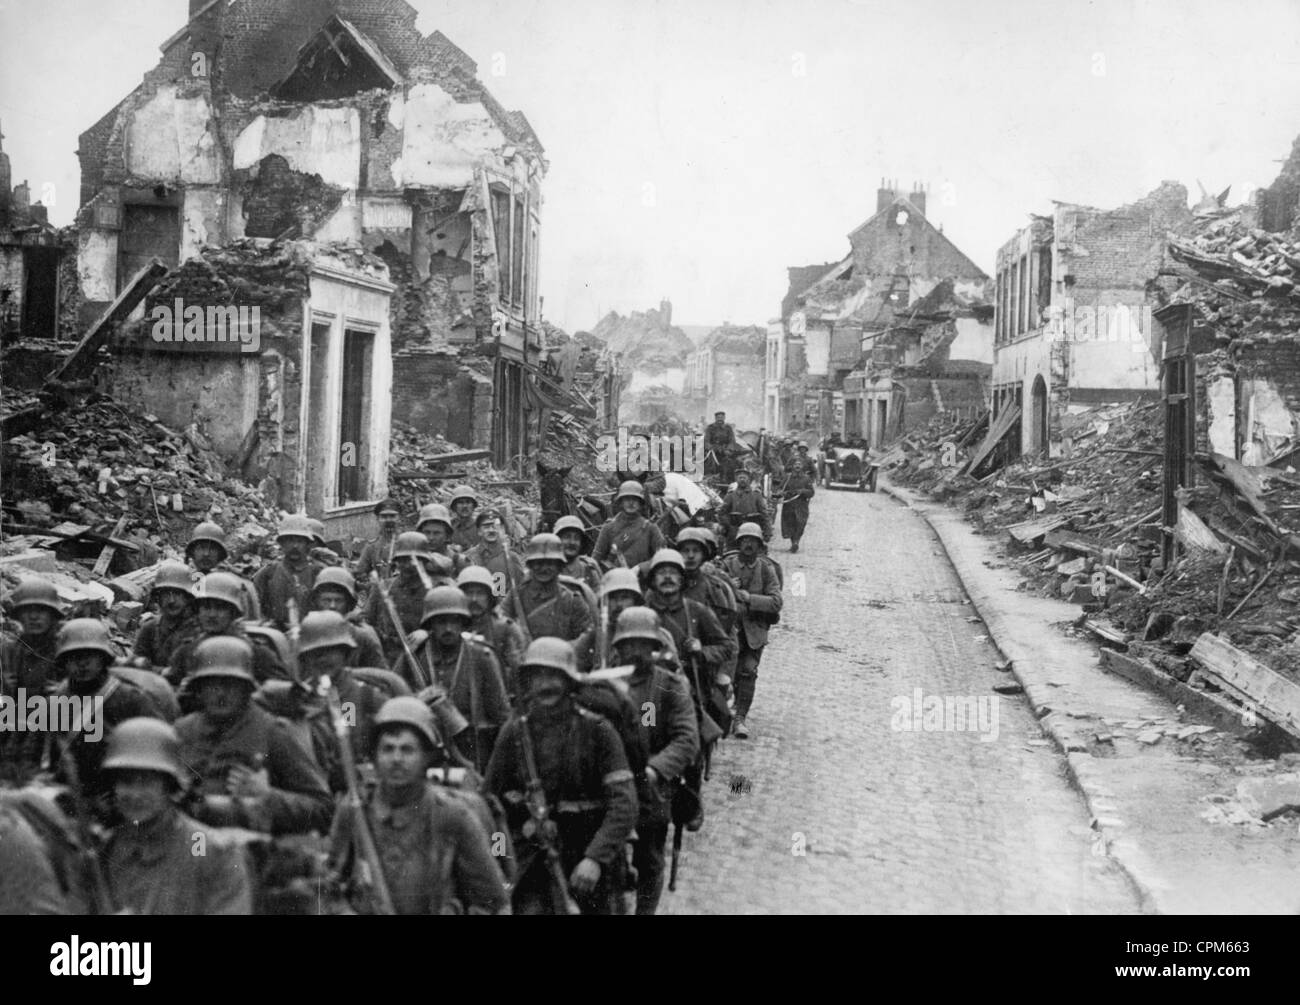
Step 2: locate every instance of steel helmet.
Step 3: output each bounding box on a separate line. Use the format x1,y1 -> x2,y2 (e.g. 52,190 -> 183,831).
307,518 -> 327,546
420,586 -> 472,626
449,486 -> 478,509
193,572 -> 245,613
55,619 -> 117,662
312,567 -> 358,606
735,522 -> 764,544
553,515 -> 586,538
391,532 -> 432,562
152,561 -> 197,599
417,503 -> 454,532
696,527 -> 720,558
517,637 -> 581,683
276,514 -> 315,542
676,527 -> 710,553
372,696 -> 442,753
244,624 -> 291,672
8,578 -> 63,617
186,522 -> 229,559
612,607 -> 664,647
457,566 -> 498,594
102,717 -> 188,786
298,610 -> 357,655
649,548 -> 686,574
188,635 -> 257,685
615,480 -> 645,505
525,533 -> 565,564
600,568 -> 643,601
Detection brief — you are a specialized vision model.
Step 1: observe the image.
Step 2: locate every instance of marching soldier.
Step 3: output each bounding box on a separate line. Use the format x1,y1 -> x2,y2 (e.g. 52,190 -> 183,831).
393,586 -> 510,770
591,481 -> 667,570
579,568 -> 679,672
307,518 -> 345,567
131,561 -> 202,671
363,531 -> 455,667
718,468 -> 771,550
779,464 -> 817,553
185,521 -> 261,620
1,577 -> 64,699
611,607 -> 699,915
719,522 -> 783,739
705,410 -> 738,483
503,534 -> 594,649
103,718 -> 254,915
644,550 -> 735,690
168,573 -> 283,692
554,515 -> 601,594
52,619 -> 161,806
253,515 -> 326,631
417,503 -> 469,575
310,568 -> 386,669
790,441 -> 817,478
175,635 -> 333,836
448,485 -> 482,550
676,527 -> 738,685
457,566 -> 527,698
484,638 -> 638,915
464,509 -> 526,585
354,498 -> 403,588
329,697 -> 509,915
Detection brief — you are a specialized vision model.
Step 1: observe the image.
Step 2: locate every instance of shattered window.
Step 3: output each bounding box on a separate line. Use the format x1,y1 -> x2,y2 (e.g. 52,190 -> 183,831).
512,198 -> 525,311
492,189 -> 511,304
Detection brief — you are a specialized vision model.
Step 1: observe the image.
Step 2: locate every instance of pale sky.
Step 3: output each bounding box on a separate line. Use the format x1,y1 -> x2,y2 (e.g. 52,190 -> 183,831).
3,0 -> 1299,333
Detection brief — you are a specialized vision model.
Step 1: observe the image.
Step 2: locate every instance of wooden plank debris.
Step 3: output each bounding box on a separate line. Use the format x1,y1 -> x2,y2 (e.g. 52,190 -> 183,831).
1189,633 -> 1300,741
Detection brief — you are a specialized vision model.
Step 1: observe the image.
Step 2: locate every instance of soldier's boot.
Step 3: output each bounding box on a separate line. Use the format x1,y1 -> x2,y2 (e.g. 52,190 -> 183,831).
732,716 -> 750,739
790,539 -> 800,553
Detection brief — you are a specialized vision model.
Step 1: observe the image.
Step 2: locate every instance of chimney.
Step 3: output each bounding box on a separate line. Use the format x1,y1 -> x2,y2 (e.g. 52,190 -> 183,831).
909,182 -> 927,217
188,0 -> 226,83
659,298 -> 672,327
876,176 -> 897,213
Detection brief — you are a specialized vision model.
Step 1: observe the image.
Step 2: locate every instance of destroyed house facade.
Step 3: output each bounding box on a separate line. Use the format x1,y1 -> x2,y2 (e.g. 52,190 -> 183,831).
684,325 -> 767,430
75,0 -> 555,506
779,183 -> 990,443
991,182 -> 1193,459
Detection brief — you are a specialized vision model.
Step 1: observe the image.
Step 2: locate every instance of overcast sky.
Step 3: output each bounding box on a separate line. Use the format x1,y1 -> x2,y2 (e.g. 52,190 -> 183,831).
2,0 -> 1299,333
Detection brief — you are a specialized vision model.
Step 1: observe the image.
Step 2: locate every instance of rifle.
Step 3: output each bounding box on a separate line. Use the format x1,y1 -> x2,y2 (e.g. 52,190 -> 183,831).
372,572 -> 430,689
518,712 -> 581,916
286,598 -> 303,682
596,585 -> 609,670
58,726 -> 117,915
321,673 -> 396,916
452,631 -> 487,775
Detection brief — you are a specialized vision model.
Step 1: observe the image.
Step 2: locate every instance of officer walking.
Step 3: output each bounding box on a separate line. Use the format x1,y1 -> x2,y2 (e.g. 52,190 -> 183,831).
354,498 -> 403,589
103,718 -> 254,915
719,523 -> 783,739
328,697 -> 509,915
610,608 -> 699,914
484,638 -> 638,915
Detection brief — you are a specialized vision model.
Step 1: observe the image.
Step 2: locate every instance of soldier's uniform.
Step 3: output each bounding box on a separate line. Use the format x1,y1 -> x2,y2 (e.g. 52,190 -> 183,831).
449,517 -> 480,551
561,553 -> 602,595
169,627 -> 286,689
465,541 -> 526,586
779,470 -> 816,551
364,574 -> 435,667
504,578 -> 594,648
354,533 -> 399,586
58,674 -> 161,805
0,630 -> 60,694
469,608 -> 528,698
485,704 -> 638,915
253,557 -> 325,632
132,612 -> 202,671
0,790 -> 87,914
346,619 -> 387,670
591,512 -> 666,569
718,484 -> 771,548
720,540 -> 783,730
680,545 -> 740,686
645,593 -> 735,687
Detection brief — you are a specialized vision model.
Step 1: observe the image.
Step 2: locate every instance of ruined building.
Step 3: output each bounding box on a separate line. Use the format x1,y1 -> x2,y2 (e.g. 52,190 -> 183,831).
684,324 -> 767,430
74,0 -> 558,533
774,182 -> 992,442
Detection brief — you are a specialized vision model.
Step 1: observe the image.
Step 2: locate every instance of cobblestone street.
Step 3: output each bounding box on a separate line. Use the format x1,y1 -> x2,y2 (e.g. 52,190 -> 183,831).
662,489 -> 1144,914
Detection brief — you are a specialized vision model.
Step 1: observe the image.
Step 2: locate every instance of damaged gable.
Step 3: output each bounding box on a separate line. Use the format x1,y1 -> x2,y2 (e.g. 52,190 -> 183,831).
273,16 -> 404,102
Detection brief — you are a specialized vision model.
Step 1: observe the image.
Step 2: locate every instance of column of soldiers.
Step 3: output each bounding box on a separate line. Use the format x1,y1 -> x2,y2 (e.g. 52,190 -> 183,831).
0,471 -> 786,917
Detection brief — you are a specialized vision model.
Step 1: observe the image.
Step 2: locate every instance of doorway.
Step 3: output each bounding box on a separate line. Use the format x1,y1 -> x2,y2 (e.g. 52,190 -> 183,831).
1030,375 -> 1048,457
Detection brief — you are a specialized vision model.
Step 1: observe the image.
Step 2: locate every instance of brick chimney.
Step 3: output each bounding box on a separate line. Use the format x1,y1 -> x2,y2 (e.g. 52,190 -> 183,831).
909,183 -> 927,216
188,0 -> 226,83
876,178 -> 898,213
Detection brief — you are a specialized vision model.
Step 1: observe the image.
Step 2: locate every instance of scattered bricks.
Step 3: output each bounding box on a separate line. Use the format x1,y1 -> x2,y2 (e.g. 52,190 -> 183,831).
109,601 -> 145,633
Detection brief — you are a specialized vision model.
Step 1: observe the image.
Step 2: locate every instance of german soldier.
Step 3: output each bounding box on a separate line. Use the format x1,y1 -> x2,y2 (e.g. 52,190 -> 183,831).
578,568 -> 679,672
448,485 -> 482,550
457,566 -> 526,698
103,718 -> 254,915
718,468 -> 771,550
354,498 -> 403,590
719,522 -> 783,739
168,572 -> 284,696
329,697 -> 509,915
644,549 -> 735,693
611,607 -> 699,914
185,521 -> 261,620
418,503 -> 469,575
253,515 -> 326,631
778,465 -> 816,553
554,514 -> 601,594
1,577 -> 64,695
307,518 -> 345,568
131,561 -> 202,671
591,481 -> 667,570
464,508 -> 526,585
705,410 -> 738,483
504,534 -> 594,649
175,635 -> 333,835
676,527 -> 739,686
310,567 -> 386,669
363,531 -> 455,667
484,638 -> 638,915
393,586 -> 510,771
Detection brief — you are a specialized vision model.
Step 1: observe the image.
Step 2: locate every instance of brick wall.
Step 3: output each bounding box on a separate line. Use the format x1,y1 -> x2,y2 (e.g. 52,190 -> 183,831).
390,350 -> 491,448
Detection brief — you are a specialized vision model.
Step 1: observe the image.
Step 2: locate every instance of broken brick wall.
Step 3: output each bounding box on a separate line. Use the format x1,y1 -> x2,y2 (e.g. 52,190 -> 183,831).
390,350 -> 491,448
1260,133 -> 1300,234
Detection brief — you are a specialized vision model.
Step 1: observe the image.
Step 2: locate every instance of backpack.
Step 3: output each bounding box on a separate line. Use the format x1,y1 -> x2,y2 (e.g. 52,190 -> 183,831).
574,677 -> 648,782
109,665 -> 180,722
